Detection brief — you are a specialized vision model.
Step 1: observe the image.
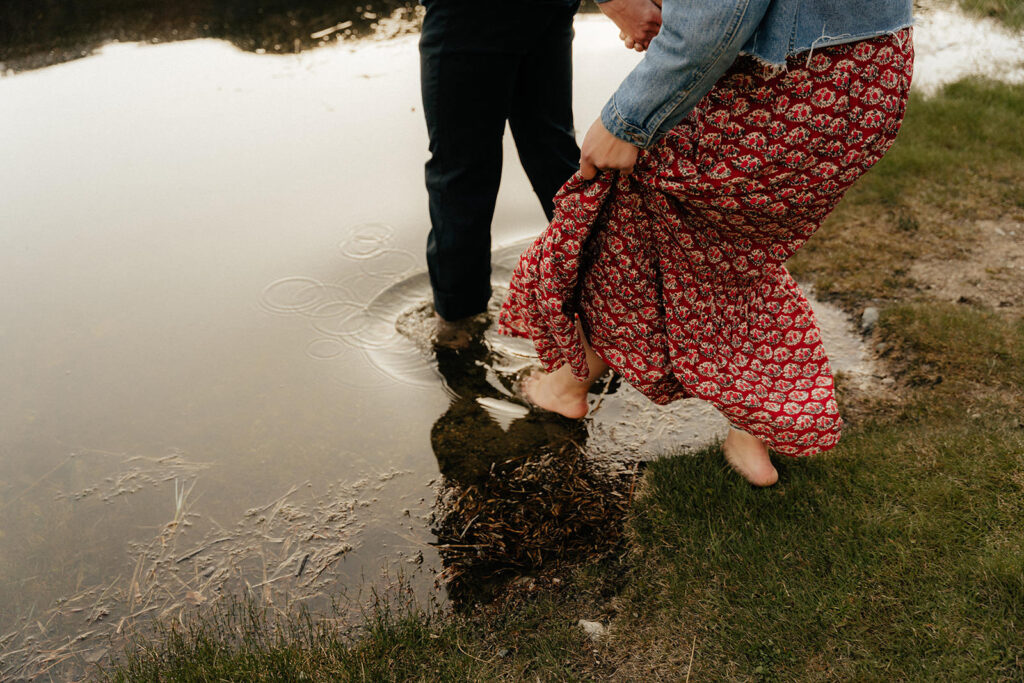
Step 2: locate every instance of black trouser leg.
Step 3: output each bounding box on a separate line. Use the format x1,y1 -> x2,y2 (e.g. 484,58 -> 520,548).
420,5 -> 515,321
509,4 -> 581,222
420,2 -> 578,321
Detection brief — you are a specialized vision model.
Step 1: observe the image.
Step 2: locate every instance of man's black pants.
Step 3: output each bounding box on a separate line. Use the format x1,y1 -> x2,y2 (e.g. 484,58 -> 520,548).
420,0 -> 581,321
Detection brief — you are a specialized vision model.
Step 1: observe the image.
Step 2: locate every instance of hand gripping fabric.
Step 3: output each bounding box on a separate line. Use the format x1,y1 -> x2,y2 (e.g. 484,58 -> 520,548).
499,30 -> 914,457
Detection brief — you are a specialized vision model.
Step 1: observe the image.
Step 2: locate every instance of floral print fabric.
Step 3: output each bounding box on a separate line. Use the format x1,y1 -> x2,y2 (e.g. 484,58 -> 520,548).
498,30 -> 914,457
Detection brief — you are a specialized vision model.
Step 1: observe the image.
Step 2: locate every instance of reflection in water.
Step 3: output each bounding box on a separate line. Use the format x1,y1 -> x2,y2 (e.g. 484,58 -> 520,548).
0,0 -> 603,73
430,331 -> 588,484
424,318 -> 637,605
1,0 -> 423,71
267,230 -> 640,607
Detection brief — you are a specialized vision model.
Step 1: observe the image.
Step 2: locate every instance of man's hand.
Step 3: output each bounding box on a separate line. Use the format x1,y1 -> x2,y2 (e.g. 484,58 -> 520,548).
580,117 -> 640,180
598,0 -> 662,51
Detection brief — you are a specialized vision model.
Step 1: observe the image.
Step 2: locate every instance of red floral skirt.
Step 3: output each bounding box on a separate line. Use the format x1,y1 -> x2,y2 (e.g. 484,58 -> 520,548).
498,30 -> 914,457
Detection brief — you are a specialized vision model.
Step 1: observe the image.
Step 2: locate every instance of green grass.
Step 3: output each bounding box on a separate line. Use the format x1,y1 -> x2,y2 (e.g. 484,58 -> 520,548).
847,80 -> 1024,209
952,0 -> 1024,30
880,302 -> 1024,392
788,79 -> 1024,305
108,584 -> 605,681
622,416 -> 1024,680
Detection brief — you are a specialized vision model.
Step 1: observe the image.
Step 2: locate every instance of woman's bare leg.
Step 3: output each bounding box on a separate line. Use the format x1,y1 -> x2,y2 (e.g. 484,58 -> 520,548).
723,428 -> 778,487
522,319 -> 609,419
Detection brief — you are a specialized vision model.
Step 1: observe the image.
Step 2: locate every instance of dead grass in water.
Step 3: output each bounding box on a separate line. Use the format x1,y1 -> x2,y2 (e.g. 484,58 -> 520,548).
432,442 -> 639,602
0,455 -> 413,681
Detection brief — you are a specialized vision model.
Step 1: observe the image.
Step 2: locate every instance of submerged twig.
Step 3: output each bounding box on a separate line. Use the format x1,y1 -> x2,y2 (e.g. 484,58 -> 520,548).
175,537 -> 234,564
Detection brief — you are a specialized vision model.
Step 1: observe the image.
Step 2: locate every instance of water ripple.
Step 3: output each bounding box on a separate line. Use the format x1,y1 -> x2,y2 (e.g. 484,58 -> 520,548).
358,248 -> 417,280
338,222 -> 395,259
261,276 -> 334,313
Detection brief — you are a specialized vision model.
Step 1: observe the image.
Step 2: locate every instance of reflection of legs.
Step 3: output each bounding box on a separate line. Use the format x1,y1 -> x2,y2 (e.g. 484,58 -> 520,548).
420,8 -> 516,322
508,4 -> 580,221
522,319 -> 608,419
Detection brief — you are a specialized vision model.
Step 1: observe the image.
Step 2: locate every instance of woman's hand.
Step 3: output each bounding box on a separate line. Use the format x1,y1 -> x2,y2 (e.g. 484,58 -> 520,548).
580,118 -> 640,180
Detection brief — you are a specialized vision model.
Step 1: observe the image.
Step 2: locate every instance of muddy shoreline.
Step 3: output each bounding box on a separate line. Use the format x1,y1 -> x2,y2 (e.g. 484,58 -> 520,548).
0,0 -> 604,73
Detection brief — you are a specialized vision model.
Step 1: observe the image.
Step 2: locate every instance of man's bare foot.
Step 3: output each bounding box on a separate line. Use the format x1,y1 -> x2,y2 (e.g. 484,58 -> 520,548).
723,428 -> 778,487
519,367 -> 589,419
433,313 -> 474,350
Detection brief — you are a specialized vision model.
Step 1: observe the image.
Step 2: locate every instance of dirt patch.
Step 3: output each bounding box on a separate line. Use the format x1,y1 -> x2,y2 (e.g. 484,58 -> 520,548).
910,217 -> 1024,315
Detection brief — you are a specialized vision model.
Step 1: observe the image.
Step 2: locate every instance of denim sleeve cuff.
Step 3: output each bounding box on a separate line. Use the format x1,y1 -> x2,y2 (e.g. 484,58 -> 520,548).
599,0 -> 771,150
600,96 -> 653,148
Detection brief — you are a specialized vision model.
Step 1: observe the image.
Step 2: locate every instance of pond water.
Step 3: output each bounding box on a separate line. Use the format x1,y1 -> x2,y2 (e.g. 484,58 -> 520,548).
0,3 -> 1007,678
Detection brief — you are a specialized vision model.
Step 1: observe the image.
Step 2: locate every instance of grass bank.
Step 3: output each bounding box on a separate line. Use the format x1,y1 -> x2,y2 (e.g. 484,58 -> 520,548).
787,78 -> 1024,307
106,78 -> 1024,681
952,0 -> 1024,29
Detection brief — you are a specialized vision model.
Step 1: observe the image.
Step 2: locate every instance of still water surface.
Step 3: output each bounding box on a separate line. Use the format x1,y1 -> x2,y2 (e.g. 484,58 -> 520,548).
0,8 -> 881,678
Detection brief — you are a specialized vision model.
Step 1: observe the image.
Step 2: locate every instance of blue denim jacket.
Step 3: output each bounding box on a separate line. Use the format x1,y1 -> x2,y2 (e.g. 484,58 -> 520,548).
598,0 -> 914,148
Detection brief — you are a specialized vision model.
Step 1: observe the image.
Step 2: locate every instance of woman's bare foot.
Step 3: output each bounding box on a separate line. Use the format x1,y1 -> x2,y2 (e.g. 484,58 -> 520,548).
723,428 -> 778,487
516,318 -> 610,419
520,365 -> 590,419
